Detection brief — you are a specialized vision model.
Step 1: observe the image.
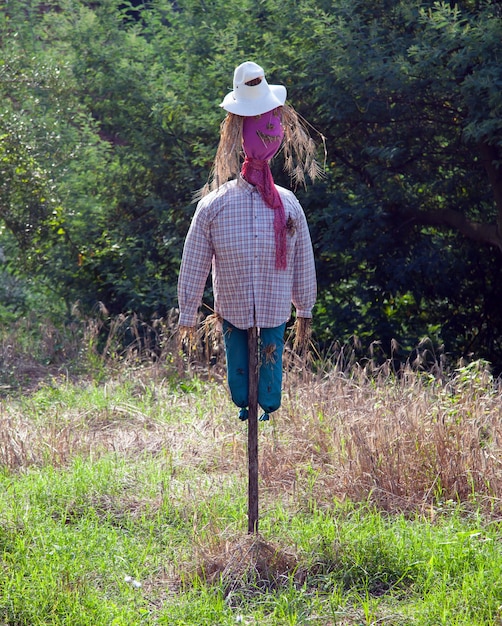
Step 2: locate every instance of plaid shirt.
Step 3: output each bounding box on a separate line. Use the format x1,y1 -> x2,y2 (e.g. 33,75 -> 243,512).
178,177 -> 316,329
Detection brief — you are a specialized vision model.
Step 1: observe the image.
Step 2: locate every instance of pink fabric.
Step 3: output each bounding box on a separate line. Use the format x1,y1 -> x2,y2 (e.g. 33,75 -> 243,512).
241,108 -> 287,270
242,107 -> 284,160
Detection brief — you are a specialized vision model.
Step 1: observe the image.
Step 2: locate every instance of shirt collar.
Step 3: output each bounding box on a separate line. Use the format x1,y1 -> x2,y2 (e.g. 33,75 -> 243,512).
238,175 -> 257,194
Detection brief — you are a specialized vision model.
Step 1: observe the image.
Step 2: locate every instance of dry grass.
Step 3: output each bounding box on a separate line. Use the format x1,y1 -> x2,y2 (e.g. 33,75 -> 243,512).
2,320 -> 502,619
1,356 -> 501,520
1,316 -> 502,521
0,316 -> 84,392
0,377 -> 230,472
269,356 -> 502,516
191,533 -> 301,599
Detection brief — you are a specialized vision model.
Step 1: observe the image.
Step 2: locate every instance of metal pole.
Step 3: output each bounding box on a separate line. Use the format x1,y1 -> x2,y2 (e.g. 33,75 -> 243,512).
247,326 -> 259,534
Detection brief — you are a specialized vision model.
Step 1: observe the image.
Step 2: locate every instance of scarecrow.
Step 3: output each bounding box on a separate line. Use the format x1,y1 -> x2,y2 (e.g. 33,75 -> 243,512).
178,61 -> 319,422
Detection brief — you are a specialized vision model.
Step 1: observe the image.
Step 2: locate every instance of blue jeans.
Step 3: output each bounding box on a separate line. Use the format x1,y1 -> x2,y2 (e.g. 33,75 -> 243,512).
222,320 -> 286,414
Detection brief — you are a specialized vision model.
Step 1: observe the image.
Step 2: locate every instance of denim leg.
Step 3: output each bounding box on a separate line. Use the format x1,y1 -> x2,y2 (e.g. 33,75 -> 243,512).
222,320 -> 249,408
258,323 -> 286,414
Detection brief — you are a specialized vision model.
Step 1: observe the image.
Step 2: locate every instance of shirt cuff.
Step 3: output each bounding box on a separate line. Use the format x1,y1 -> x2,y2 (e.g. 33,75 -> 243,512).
178,311 -> 198,327
295,309 -> 312,319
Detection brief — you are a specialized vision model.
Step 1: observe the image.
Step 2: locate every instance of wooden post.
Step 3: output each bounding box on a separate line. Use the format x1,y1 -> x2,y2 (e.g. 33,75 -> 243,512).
247,326 -> 259,534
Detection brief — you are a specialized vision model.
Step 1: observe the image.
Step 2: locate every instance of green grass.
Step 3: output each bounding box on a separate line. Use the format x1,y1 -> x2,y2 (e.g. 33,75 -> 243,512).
0,366 -> 501,625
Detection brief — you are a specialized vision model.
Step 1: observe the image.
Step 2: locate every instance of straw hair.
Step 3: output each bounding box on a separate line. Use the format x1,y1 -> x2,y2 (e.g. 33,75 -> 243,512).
196,104 -> 323,200
281,105 -> 323,187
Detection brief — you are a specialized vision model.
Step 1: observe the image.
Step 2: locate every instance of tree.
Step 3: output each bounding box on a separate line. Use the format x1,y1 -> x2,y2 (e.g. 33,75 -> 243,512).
284,0 -> 502,367
1,0 -> 502,368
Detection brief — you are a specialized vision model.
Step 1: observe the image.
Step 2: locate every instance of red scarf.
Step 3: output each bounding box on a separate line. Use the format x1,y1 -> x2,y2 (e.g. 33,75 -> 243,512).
241,109 -> 287,270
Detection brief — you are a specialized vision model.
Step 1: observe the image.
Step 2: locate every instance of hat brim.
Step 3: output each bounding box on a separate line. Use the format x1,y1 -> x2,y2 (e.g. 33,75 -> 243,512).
220,84 -> 287,116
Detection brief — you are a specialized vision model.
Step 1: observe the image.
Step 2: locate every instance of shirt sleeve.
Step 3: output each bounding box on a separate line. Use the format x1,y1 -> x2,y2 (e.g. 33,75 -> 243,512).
292,205 -> 317,318
177,203 -> 213,327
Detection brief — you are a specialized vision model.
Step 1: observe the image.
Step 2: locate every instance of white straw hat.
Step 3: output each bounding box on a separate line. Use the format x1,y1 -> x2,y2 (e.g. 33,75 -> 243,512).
220,61 -> 287,116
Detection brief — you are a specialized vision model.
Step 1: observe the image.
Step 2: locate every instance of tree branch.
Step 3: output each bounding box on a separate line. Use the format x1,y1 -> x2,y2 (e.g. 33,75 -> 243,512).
478,141 -> 502,239
399,142 -> 502,253
409,207 -> 502,252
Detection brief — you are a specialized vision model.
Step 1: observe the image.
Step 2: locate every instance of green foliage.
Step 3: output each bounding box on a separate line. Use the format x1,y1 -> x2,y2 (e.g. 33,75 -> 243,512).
288,0 -> 502,365
1,0 -> 502,367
